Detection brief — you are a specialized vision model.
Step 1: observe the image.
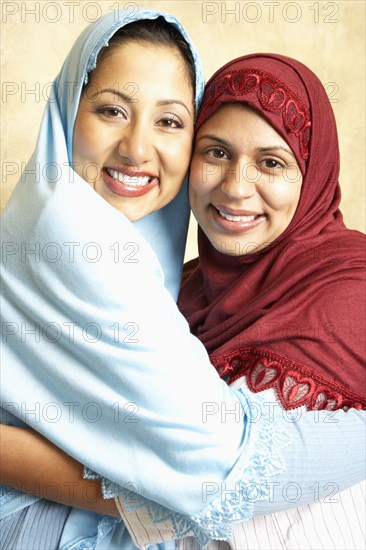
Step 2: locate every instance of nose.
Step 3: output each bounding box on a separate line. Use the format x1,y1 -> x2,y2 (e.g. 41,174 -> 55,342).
221,160 -> 258,200
117,119 -> 154,166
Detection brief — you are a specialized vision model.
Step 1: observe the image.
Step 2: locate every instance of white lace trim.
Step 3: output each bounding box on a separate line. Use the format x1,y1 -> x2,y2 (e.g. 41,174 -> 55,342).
84,389 -> 291,548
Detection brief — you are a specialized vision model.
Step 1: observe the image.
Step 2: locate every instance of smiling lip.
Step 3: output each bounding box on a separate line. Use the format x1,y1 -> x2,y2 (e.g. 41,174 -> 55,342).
212,205 -> 266,233
103,167 -> 159,197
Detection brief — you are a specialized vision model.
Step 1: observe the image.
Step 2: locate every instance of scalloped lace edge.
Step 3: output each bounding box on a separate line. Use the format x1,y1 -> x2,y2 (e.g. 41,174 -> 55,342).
84,389 -> 291,548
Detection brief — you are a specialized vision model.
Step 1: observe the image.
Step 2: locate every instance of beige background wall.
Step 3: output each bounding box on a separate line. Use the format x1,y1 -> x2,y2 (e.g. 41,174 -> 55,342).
1,0 -> 365,260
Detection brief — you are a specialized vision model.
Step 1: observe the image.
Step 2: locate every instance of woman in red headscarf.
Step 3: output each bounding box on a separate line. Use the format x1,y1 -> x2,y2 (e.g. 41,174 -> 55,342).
1,54 -> 365,550
180,53 -> 365,411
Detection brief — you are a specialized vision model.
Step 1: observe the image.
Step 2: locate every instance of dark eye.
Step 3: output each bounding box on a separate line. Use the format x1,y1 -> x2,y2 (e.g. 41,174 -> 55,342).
261,158 -> 284,169
97,106 -> 125,118
207,148 -> 229,160
158,115 -> 184,129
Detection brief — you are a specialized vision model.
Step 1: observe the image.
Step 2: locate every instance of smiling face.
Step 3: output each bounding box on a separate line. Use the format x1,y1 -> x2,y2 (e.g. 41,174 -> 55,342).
73,41 -> 194,221
189,103 -> 303,256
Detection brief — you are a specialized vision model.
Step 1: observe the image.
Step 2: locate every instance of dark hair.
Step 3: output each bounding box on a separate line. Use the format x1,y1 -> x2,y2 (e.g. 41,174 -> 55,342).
94,17 -> 195,95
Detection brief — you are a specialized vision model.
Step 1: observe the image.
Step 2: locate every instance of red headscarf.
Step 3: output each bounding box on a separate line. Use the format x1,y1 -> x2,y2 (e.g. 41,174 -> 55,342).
179,54 -> 366,411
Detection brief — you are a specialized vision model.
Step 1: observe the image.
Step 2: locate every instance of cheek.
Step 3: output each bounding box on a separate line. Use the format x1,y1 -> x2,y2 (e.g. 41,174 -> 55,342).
73,119 -> 93,162
189,158 -> 218,197
188,160 -> 202,203
262,181 -> 301,213
73,111 -> 107,165
164,136 -> 193,175
188,162 -> 212,219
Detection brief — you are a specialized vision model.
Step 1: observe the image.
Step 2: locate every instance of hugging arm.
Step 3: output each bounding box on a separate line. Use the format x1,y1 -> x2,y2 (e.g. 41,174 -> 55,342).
0,424 -> 119,517
1,397 -> 365,544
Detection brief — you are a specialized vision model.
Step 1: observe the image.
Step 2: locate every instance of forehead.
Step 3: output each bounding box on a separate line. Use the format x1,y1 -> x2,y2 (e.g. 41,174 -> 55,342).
198,103 -> 287,144
86,41 -> 194,111
92,41 -> 186,83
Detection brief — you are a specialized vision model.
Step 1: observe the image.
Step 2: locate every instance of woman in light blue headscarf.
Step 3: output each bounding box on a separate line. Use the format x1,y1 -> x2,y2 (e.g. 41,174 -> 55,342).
1,7 -> 205,549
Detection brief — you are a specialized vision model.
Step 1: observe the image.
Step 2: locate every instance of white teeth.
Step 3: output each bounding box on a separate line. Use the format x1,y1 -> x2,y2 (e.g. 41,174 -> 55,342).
107,169 -> 151,186
218,209 -> 257,222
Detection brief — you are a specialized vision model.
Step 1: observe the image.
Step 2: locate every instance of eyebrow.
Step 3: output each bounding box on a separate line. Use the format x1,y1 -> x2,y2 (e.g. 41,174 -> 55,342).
156,99 -> 193,117
88,88 -> 192,116
196,134 -> 231,146
256,146 -> 296,159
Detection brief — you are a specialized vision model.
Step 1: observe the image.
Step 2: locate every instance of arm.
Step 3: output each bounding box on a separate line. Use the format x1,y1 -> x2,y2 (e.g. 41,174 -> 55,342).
0,424 -> 119,517
2,399 -> 365,549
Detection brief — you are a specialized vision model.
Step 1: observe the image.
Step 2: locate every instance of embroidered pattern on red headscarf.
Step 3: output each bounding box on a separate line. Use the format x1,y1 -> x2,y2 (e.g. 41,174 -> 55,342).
180,54 -> 366,411
198,69 -> 311,161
